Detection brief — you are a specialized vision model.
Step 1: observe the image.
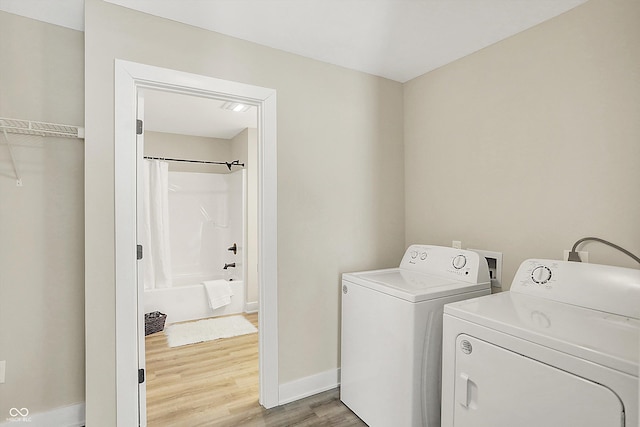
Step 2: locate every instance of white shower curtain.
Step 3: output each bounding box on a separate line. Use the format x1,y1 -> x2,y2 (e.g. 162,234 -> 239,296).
142,160 -> 173,289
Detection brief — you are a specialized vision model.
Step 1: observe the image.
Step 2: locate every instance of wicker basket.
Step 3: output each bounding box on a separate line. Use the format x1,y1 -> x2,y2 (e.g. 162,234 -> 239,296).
145,311 -> 167,336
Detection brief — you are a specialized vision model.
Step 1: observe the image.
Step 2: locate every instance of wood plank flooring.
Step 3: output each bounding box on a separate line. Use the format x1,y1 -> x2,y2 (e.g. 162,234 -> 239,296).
145,313 -> 366,426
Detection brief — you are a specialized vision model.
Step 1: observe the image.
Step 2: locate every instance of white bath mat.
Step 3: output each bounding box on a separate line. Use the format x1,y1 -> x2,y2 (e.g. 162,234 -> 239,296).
165,315 -> 257,348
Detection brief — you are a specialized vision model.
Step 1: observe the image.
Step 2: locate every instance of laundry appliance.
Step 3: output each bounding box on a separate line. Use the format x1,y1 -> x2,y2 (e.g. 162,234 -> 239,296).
441,259 -> 640,427
340,244 -> 491,427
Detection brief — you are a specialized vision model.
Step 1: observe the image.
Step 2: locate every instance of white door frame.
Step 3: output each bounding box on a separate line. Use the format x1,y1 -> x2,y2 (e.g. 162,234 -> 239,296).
135,90 -> 147,427
114,59 -> 279,425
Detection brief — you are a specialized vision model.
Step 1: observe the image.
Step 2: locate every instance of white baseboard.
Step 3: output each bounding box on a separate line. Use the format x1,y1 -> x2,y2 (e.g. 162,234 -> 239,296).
244,301 -> 259,313
1,402 -> 85,427
278,368 -> 340,405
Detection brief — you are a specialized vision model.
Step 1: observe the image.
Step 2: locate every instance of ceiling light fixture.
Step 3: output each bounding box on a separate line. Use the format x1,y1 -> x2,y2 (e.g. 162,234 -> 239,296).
221,101 -> 251,113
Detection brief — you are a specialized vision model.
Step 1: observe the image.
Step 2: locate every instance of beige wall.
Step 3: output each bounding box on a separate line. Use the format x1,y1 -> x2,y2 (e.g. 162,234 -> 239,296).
404,0 -> 640,288
85,0 -> 405,424
0,12 -> 85,416
230,128 -> 250,165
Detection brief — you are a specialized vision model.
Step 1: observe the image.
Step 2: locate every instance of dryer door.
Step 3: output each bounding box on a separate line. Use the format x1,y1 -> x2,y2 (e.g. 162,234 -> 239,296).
453,334 -> 624,427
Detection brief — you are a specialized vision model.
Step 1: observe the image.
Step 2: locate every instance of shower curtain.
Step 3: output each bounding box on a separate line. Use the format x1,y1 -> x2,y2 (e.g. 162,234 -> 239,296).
142,159 -> 172,289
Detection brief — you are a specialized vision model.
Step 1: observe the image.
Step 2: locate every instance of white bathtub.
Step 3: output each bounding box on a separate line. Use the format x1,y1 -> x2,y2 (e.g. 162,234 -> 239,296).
144,277 -> 245,324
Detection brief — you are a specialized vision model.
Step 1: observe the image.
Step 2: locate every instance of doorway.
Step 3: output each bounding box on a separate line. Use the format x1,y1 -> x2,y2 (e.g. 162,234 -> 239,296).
114,60 -> 279,425
140,87 -> 259,424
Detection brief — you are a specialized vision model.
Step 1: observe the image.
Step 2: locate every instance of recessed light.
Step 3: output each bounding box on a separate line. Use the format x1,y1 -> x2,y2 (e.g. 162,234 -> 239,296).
221,101 -> 251,113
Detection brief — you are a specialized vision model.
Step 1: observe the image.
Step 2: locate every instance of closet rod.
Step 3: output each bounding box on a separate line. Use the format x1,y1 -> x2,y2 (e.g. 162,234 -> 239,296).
144,156 -> 245,170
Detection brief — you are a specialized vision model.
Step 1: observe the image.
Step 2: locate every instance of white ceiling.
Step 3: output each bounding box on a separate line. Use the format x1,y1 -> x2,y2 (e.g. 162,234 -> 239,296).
0,0 -> 588,137
1,0 -> 587,83
143,89 -> 257,139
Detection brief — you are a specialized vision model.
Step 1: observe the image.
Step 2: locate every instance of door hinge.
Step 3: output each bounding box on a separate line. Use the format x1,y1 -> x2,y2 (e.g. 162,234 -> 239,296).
138,368 -> 145,384
136,119 -> 143,135
137,244 -> 143,260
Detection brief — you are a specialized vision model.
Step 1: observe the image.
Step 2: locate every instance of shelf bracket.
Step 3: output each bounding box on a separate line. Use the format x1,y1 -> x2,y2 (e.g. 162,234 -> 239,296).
2,129 -> 22,187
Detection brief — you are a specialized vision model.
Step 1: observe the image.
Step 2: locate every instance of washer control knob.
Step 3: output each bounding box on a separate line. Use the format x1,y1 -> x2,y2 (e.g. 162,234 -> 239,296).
531,265 -> 552,284
452,254 -> 467,270
411,250 -> 418,259
420,252 -> 428,260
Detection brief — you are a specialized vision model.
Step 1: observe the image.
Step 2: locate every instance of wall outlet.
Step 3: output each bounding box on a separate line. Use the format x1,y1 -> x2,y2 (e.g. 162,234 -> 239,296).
0,360 -> 5,383
452,240 -> 462,249
563,250 -> 588,263
468,248 -> 503,289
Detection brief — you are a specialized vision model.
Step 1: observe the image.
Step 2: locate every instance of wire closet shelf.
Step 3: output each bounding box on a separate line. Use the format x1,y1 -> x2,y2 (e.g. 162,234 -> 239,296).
0,117 -> 85,139
1,117 -> 85,187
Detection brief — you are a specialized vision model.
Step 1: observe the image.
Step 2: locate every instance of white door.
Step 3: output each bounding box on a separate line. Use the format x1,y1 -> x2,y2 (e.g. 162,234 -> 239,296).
136,90 -> 147,426
453,334 -> 623,427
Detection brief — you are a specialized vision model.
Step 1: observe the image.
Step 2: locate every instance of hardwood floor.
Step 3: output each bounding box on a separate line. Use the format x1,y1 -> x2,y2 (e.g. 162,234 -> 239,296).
145,313 -> 366,426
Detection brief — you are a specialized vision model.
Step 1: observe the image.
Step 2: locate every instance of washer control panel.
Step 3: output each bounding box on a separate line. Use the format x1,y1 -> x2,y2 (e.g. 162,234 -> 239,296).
531,265 -> 553,285
399,245 -> 490,285
510,259 -> 640,318
452,254 -> 467,270
513,260 -> 559,290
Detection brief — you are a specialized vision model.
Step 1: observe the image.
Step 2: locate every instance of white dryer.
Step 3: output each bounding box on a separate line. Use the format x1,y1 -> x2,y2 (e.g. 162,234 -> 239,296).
441,259 -> 640,427
341,245 -> 491,427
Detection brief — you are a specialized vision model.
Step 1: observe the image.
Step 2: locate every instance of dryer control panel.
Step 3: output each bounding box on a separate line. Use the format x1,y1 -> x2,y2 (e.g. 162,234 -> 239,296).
399,245 -> 490,285
511,259 -> 640,319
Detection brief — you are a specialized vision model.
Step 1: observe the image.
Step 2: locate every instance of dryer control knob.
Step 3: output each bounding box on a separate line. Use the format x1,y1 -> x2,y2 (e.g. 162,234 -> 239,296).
411,250 -> 418,259
452,254 -> 467,269
531,265 -> 552,284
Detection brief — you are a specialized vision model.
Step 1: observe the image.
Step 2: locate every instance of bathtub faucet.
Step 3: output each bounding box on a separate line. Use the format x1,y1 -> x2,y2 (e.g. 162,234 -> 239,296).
223,263 -> 236,270
227,243 -> 237,255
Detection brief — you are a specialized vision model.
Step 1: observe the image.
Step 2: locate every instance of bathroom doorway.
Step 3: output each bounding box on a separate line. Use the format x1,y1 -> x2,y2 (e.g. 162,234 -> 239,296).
139,88 -> 260,424
113,60 -> 278,425
139,89 -> 258,322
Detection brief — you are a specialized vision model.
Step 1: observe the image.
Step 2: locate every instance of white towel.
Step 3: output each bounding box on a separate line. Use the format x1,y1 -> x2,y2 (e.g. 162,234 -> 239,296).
203,280 -> 234,310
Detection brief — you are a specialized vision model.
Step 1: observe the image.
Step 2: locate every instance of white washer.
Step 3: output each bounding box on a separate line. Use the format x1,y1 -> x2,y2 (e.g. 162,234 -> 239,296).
441,259 -> 640,427
340,245 -> 491,427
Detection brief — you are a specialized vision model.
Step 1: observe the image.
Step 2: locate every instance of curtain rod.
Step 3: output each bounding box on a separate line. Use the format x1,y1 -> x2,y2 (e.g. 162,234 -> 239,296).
144,156 -> 245,170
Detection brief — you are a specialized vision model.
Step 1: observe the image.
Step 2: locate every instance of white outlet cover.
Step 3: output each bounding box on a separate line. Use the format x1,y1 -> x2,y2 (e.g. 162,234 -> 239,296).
452,240 -> 462,249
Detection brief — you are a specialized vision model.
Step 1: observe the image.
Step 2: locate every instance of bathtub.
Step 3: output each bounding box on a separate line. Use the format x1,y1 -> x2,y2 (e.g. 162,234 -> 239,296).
144,276 -> 246,324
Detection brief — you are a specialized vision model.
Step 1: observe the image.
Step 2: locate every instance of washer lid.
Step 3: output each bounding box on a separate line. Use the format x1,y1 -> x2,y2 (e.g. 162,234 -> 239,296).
343,268 -> 490,302
444,292 -> 639,376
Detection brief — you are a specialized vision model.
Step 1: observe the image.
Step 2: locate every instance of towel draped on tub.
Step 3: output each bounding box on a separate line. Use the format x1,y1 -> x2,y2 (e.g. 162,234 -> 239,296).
203,280 -> 234,310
